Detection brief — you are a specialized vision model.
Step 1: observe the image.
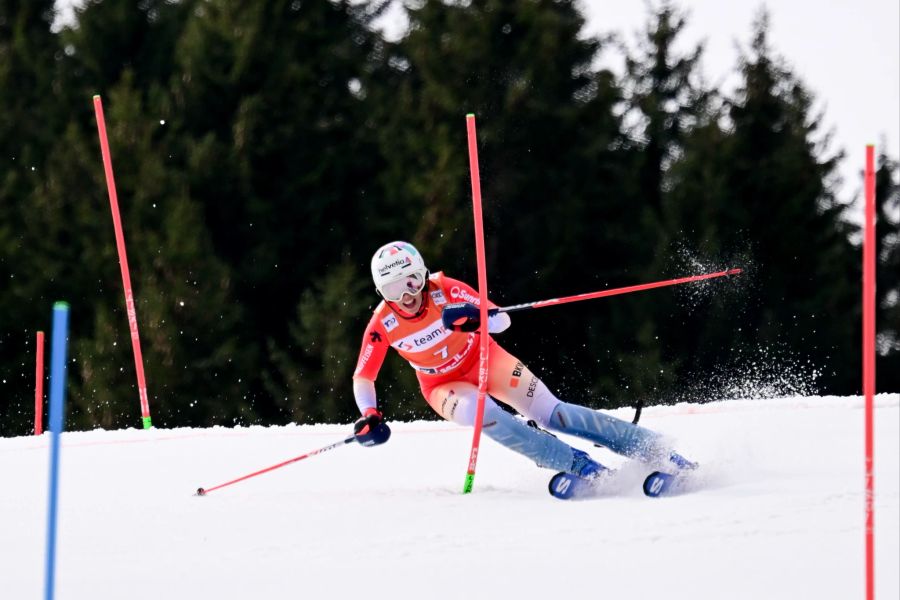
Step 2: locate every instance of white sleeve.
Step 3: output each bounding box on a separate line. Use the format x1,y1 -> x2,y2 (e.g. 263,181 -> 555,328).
353,377 -> 378,414
487,311 -> 511,334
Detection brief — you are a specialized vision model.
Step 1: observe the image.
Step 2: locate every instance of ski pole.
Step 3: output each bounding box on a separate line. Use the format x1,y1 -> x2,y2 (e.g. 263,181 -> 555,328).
492,268 -> 742,314
195,435 -> 357,496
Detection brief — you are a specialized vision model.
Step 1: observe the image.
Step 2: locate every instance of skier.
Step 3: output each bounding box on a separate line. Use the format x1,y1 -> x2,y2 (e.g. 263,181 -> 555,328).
352,241 -> 695,489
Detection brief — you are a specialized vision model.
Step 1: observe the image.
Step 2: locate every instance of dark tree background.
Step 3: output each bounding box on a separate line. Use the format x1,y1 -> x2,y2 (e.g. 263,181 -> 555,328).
1,0 -> 897,435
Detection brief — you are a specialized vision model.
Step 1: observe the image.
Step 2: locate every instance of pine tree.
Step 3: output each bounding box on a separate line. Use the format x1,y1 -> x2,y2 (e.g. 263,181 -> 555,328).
668,10 -> 859,395
875,150 -> 900,390
266,258 -> 384,423
371,0 -> 643,405
21,72 -> 256,429
623,1 -> 708,216
0,0 -> 257,432
598,2 -> 714,404
0,0 -> 63,435
169,0 -> 385,422
62,0 -> 194,86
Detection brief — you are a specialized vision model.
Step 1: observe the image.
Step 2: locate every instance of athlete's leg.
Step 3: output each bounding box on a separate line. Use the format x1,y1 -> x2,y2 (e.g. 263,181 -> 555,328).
547,402 -> 674,462
484,343 -> 561,425
486,344 -> 678,463
425,381 -> 588,474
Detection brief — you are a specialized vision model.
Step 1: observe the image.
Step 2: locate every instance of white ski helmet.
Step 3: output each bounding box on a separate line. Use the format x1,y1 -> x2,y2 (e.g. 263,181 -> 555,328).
370,241 -> 428,301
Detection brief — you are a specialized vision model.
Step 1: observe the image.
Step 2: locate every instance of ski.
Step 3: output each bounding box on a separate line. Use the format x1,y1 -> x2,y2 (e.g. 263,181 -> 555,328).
643,469 -> 697,497
549,468 -> 698,500
643,471 -> 677,497
548,471 -> 603,500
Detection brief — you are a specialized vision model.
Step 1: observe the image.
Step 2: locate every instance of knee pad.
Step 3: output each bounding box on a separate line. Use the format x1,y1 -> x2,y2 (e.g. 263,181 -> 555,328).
431,386 -> 480,426
519,378 -> 562,428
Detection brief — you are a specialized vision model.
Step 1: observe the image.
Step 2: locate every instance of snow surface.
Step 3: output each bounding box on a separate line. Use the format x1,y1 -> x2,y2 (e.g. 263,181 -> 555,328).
2,395 -> 898,599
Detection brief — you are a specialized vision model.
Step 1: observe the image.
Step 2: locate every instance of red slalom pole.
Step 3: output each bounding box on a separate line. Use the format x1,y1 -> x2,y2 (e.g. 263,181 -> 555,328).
34,331 -> 44,435
494,268 -> 743,314
462,113 -> 490,494
93,95 -> 152,429
863,145 -> 876,600
196,436 -> 357,496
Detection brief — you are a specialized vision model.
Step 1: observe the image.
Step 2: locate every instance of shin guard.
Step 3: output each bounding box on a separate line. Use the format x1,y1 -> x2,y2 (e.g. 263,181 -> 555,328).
481,402 -> 575,472
548,402 -> 667,461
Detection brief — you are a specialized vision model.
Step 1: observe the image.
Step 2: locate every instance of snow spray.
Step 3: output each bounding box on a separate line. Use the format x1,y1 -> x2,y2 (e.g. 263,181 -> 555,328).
676,343 -> 822,403
667,242 -> 754,312
44,302 -> 69,600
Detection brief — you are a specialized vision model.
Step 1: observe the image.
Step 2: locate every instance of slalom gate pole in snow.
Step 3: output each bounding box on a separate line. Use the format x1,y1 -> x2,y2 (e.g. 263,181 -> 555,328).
492,268 -> 742,315
44,303 -> 70,600
35,331 -> 45,436
863,144 -> 876,600
195,435 -> 357,496
462,113 -> 491,495
92,95 -> 153,430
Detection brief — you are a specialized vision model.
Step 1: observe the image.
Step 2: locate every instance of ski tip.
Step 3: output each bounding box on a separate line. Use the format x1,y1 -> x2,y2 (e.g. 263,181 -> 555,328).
643,471 -> 673,497
548,472 -> 575,500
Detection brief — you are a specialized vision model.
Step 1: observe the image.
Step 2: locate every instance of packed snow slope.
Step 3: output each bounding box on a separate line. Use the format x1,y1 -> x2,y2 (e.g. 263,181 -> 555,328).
1,395 -> 898,600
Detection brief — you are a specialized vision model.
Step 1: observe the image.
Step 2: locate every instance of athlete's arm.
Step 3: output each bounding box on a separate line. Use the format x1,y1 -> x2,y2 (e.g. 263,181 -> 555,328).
352,313 -> 390,413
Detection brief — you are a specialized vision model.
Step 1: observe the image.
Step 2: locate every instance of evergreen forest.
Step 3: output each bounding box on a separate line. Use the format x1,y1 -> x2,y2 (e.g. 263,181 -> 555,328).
1,0 -> 898,436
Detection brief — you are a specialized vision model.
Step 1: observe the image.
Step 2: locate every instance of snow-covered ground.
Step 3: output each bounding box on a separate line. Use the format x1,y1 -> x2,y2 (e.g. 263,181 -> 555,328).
1,395 -> 898,599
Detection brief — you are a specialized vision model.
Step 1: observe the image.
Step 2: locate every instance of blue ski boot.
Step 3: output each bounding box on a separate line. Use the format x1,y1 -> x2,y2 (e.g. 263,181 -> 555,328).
571,448 -> 608,479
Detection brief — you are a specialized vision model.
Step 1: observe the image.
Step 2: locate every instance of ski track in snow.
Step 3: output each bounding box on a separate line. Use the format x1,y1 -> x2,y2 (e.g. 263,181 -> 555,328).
1,395 -> 898,599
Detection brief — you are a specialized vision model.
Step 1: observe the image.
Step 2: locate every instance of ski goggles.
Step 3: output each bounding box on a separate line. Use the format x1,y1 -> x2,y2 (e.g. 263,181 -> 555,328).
380,273 -> 426,302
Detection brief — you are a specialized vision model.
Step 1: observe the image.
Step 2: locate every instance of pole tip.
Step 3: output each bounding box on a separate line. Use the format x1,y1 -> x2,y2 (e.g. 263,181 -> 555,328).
196,488 -> 206,496
53,301 -> 70,310
466,113 -> 475,118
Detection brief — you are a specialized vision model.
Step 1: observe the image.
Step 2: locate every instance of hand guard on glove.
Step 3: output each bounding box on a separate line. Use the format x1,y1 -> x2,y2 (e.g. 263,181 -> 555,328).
441,302 -> 491,332
354,407 -> 391,447
442,302 -> 501,332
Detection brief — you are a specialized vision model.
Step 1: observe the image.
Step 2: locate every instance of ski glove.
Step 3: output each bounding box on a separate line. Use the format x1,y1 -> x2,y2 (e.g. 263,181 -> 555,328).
354,407 -> 391,447
442,302 -> 499,332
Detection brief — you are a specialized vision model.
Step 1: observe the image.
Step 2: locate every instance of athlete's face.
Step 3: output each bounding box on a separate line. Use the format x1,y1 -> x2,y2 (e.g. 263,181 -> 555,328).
396,288 -> 424,314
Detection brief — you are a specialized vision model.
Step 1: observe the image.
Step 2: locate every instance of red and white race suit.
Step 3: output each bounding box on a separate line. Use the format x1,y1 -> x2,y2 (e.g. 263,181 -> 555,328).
352,272 -> 560,426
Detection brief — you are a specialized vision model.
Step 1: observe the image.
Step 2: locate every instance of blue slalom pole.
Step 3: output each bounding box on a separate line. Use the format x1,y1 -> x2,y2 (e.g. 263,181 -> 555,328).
44,302 -> 70,600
